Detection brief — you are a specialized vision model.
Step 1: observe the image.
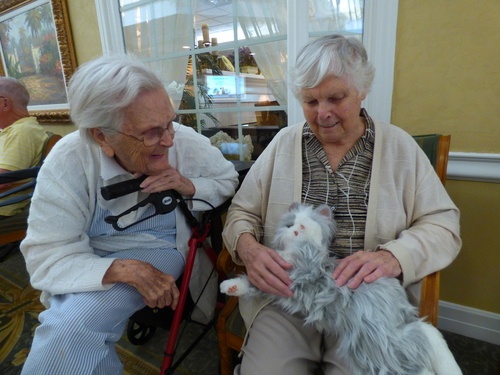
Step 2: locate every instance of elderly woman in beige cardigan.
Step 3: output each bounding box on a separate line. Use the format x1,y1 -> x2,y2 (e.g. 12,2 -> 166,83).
222,35 -> 461,375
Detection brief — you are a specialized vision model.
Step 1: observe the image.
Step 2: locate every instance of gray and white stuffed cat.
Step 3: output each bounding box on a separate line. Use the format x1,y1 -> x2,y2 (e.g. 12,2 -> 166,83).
220,203 -> 462,375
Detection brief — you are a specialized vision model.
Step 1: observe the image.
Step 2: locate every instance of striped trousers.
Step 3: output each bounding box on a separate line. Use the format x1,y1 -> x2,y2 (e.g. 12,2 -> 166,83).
21,248 -> 185,375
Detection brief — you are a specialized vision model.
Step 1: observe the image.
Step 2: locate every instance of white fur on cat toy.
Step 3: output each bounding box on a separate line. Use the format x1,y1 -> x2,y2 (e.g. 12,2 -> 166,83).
220,203 -> 461,375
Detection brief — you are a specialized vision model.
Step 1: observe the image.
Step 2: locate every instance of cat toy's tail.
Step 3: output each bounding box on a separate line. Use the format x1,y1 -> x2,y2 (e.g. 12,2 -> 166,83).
335,317 -> 435,374
419,322 -> 463,375
332,278 -> 462,375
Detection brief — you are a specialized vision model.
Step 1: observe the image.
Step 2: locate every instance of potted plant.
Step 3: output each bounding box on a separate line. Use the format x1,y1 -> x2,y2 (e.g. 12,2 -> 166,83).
225,47 -> 259,74
178,53 -> 222,129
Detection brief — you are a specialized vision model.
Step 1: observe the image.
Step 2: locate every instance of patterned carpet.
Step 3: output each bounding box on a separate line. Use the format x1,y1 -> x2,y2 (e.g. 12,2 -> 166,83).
0,249 -> 219,375
0,248 -> 498,375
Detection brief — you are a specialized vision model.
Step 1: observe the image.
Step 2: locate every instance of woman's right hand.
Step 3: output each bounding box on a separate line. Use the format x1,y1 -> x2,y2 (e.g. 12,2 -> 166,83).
103,259 -> 180,309
236,233 -> 294,298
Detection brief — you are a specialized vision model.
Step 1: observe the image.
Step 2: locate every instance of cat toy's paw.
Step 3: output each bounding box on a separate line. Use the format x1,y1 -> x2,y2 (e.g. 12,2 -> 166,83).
220,277 -> 250,296
220,280 -> 239,295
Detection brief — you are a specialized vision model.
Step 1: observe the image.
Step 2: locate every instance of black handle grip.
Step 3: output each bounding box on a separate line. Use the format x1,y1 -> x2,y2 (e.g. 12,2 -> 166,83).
101,175 -> 148,200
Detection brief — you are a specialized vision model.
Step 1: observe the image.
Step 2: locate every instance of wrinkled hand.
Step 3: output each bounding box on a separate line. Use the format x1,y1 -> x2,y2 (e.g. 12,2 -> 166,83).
103,259 -> 180,309
139,167 -> 195,196
236,233 -> 294,298
333,250 -> 402,289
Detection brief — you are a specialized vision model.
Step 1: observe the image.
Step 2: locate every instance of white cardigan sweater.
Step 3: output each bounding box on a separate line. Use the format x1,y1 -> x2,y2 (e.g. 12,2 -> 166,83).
21,124 -> 239,322
222,120 -> 461,329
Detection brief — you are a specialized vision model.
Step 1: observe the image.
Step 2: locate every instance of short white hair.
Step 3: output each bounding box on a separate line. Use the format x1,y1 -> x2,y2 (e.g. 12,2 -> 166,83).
292,34 -> 375,99
68,54 -> 166,143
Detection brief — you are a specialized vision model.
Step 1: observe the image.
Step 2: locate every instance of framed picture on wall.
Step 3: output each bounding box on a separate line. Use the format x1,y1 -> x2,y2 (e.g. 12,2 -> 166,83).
0,0 -> 77,123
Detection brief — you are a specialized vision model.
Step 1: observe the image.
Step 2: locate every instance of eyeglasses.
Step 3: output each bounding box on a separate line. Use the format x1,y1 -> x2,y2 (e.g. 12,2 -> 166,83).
111,123 -> 176,147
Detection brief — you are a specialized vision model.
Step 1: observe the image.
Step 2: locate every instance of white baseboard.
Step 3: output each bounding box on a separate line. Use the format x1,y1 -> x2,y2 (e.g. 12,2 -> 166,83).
437,301 -> 500,345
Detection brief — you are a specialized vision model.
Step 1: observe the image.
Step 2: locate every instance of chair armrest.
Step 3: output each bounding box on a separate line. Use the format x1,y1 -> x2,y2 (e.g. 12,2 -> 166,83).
0,167 -> 39,184
0,180 -> 36,201
217,246 -> 246,278
0,168 -> 40,207
419,271 -> 440,326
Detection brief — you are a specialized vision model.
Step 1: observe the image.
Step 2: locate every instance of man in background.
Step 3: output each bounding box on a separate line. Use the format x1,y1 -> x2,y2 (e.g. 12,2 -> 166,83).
0,76 -> 48,218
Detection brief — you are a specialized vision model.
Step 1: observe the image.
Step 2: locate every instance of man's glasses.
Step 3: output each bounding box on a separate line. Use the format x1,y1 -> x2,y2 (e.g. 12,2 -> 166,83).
111,123 -> 176,147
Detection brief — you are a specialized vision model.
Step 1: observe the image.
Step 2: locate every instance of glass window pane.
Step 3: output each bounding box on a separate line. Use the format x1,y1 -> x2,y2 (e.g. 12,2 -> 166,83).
202,110 -> 283,161
110,0 -> 369,160
121,0 -> 195,56
195,1 -> 235,45
309,0 -> 363,36
237,0 -> 287,39
120,0 -> 140,6
245,40 -> 287,107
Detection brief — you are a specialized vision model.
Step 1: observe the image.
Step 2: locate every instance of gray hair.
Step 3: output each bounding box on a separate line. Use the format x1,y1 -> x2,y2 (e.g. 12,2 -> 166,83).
0,76 -> 30,108
292,34 -> 375,99
68,54 -> 166,143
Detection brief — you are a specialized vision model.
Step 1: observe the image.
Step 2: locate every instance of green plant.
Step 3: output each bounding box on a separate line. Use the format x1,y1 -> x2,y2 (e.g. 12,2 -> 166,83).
195,53 -> 222,74
225,46 -> 258,68
239,46 -> 257,67
178,53 -> 222,129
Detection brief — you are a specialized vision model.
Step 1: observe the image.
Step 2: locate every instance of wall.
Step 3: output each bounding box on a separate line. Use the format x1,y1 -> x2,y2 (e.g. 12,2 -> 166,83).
392,0 -> 499,313
392,0 -> 498,152
42,0 -> 102,136
54,1 -> 499,314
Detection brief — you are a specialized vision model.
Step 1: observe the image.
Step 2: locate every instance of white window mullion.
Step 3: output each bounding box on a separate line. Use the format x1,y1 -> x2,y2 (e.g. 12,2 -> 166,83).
287,0 -> 309,126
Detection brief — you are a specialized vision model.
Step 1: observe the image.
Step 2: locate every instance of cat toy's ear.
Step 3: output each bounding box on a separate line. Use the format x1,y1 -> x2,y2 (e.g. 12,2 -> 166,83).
316,204 -> 333,220
289,202 -> 300,212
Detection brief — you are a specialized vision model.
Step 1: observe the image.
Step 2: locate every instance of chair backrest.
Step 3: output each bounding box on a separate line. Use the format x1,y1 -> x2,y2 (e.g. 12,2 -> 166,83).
412,134 -> 451,326
40,132 -> 62,164
412,134 -> 450,186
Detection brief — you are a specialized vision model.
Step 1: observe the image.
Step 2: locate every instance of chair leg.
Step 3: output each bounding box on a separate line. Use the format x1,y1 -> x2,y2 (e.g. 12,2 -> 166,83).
217,331 -> 234,375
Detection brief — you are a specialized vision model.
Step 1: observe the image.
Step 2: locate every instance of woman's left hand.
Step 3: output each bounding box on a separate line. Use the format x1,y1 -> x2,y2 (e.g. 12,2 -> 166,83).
332,250 -> 402,289
139,167 -> 196,196
103,259 -> 180,309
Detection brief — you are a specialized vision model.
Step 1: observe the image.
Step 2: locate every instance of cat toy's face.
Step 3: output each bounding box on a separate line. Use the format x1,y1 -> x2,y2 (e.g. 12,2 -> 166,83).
273,204 -> 335,254
280,211 -> 325,249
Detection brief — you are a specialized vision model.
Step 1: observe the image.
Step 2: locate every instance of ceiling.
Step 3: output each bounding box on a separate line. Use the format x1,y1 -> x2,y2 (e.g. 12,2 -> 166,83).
194,1 -> 235,44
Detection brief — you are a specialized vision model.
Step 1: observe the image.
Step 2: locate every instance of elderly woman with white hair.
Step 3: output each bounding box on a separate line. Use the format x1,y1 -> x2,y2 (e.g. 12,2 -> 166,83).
222,34 -> 461,374
20,54 -> 238,374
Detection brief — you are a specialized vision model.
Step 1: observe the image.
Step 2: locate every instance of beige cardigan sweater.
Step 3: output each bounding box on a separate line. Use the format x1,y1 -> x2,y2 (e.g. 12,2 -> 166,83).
222,120 -> 461,330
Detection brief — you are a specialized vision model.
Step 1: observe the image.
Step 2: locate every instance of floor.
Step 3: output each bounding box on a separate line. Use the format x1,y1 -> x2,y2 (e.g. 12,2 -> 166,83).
1,248 -> 498,374
128,319 -> 499,375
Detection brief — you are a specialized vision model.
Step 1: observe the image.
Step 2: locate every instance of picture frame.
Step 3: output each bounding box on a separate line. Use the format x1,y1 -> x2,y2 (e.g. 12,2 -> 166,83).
0,0 -> 77,123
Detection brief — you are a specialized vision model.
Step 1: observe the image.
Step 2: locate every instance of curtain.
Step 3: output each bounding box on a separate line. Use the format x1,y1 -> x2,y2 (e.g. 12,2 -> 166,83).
121,0 -> 196,109
236,0 -> 288,107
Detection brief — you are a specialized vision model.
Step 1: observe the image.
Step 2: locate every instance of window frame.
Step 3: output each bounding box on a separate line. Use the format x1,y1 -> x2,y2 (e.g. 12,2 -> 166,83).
94,0 -> 398,125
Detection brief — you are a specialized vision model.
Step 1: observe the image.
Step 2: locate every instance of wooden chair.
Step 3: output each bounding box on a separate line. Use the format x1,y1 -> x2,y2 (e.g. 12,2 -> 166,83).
0,132 -> 62,251
216,134 -> 451,375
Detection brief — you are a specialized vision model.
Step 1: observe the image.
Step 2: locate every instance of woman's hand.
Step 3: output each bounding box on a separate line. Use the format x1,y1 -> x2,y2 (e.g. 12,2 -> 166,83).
103,259 -> 180,309
333,250 -> 402,289
139,166 -> 195,196
236,233 -> 294,298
